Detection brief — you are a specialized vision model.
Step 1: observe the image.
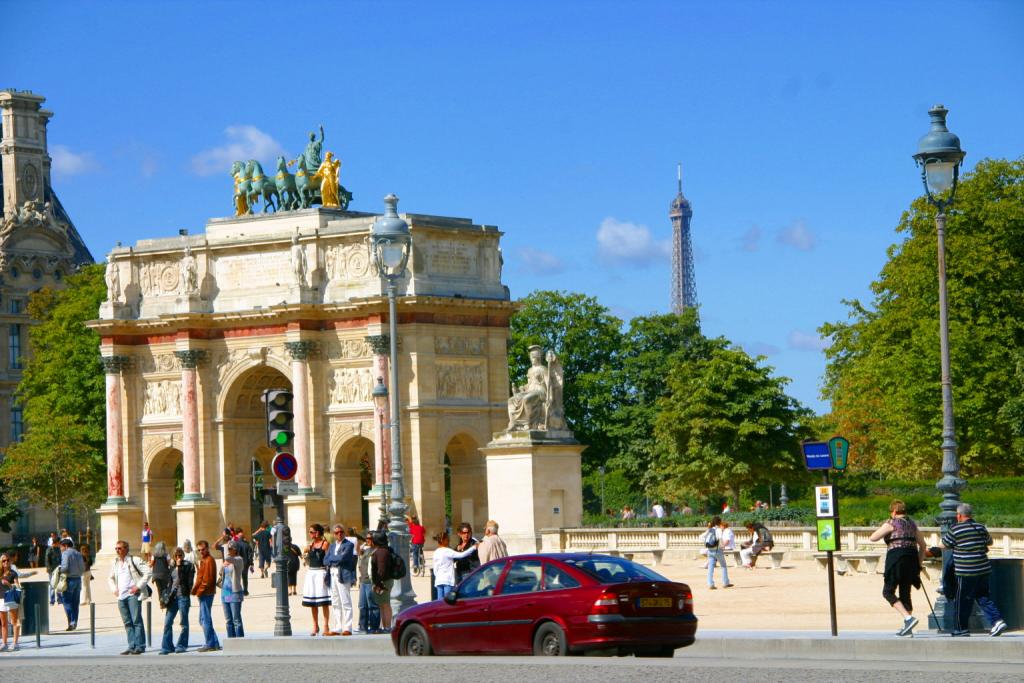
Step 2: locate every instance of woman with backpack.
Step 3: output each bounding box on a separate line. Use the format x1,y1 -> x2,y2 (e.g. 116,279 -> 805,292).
705,516 -> 733,589
370,531 -> 395,632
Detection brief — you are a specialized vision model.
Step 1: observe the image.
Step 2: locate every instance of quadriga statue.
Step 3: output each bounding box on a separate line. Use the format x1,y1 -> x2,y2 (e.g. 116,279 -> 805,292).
506,345 -> 567,434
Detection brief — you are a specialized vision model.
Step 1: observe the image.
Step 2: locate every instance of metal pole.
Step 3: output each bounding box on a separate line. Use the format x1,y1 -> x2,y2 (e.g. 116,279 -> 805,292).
273,516 -> 292,636
90,602 -> 95,648
823,471 -> 838,637
934,210 -> 966,527
386,278 -> 416,614
35,604 -> 40,648
146,600 -> 151,647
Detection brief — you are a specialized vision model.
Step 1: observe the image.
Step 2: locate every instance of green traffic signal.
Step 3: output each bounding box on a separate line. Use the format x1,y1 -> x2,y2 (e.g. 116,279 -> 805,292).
273,431 -> 290,446
263,388 -> 294,450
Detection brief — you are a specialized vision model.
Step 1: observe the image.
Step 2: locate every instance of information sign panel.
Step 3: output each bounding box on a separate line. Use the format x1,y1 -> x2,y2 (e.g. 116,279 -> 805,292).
829,437 -> 850,471
816,485 -> 836,518
817,519 -> 839,552
802,441 -> 832,470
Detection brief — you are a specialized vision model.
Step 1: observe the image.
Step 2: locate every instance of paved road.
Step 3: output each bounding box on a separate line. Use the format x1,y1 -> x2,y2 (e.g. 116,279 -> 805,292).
3,655 -> 1022,682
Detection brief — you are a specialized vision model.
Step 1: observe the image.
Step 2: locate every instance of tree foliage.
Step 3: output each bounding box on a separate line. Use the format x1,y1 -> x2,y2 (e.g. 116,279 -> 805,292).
0,264 -> 107,518
821,158 -> 1024,477
509,290 -> 623,469
651,341 -> 810,506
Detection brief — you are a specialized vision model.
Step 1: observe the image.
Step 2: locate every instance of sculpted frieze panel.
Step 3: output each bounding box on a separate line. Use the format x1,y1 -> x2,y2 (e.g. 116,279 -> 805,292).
139,353 -> 180,374
436,361 -> 485,399
328,367 -> 374,406
325,338 -> 371,361
143,380 -> 182,417
138,260 -> 183,297
324,238 -> 377,283
434,336 -> 485,356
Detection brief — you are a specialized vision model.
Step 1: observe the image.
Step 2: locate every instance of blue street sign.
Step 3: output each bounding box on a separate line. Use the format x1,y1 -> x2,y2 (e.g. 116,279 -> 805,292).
802,441 -> 832,470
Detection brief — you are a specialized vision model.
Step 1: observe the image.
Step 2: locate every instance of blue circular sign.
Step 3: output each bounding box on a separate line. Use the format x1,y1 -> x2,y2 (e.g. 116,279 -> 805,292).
272,452 -> 297,481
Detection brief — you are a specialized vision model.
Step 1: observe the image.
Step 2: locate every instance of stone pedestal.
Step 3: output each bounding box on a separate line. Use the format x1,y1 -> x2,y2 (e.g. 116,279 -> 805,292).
285,493 -> 330,534
481,432 -> 585,555
96,501 -> 144,562
99,301 -> 131,320
172,498 -> 222,548
174,294 -> 205,314
364,485 -> 390,531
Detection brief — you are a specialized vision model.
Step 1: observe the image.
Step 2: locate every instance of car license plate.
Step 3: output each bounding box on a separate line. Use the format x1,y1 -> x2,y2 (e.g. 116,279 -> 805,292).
638,597 -> 671,608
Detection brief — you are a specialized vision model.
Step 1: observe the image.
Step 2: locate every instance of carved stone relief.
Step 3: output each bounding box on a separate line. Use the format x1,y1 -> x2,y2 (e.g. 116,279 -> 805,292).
434,336 -> 485,356
139,353 -> 180,374
328,367 -> 374,406
324,338 -> 371,361
143,379 -> 182,416
324,238 -> 376,283
138,260 -> 183,297
436,361 -> 485,399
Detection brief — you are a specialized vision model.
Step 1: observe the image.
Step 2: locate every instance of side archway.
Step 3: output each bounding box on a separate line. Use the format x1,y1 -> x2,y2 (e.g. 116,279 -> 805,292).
444,433 -> 487,532
332,436 -> 375,529
144,447 -> 183,547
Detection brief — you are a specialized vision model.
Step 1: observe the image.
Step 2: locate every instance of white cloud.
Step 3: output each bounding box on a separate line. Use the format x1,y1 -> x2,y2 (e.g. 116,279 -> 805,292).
191,125 -> 286,176
744,341 -> 780,357
517,247 -> 565,275
50,144 -> 98,175
740,225 -> 761,252
596,217 -> 671,267
788,329 -> 830,352
777,219 -> 817,251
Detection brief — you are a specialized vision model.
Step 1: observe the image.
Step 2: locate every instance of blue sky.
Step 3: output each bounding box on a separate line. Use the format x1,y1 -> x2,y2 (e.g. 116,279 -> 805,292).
9,1 -> 1024,413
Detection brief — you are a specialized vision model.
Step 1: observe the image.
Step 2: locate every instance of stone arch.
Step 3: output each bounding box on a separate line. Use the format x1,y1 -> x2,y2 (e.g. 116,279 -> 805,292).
444,432 -> 487,532
331,435 -> 375,530
219,363 -> 292,532
215,353 -> 291,420
144,447 -> 183,547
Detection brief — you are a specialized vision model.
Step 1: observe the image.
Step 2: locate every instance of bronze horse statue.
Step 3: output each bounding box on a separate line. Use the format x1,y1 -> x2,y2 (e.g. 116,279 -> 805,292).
246,160 -> 279,213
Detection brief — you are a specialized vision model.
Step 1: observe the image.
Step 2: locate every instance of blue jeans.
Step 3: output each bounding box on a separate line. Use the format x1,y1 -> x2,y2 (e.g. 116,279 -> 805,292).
707,548 -> 730,587
117,596 -> 146,652
358,583 -> 380,632
197,594 -> 220,649
435,584 -> 453,600
161,596 -> 190,653
62,577 -> 82,626
222,600 -> 244,638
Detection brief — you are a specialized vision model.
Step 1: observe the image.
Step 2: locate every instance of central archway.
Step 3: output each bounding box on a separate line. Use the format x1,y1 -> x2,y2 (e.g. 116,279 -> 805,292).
333,436 -> 375,530
221,364 -> 291,532
444,433 -> 487,532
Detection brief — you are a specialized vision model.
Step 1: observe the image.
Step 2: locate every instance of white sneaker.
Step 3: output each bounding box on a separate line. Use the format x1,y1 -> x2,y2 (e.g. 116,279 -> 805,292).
990,620 -> 1008,637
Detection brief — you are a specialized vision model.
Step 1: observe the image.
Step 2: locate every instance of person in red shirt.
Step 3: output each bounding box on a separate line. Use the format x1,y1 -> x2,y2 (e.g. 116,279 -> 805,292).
407,515 -> 426,576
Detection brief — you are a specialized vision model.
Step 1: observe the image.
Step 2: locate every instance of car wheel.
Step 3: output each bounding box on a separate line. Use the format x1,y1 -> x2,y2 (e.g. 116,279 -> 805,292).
635,645 -> 675,658
399,624 -> 433,656
533,622 -> 568,656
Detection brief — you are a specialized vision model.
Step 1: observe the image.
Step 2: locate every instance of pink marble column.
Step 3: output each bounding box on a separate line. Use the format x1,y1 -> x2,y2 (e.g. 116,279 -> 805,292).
102,356 -> 127,503
285,341 -> 317,493
366,335 -> 392,486
174,350 -> 206,500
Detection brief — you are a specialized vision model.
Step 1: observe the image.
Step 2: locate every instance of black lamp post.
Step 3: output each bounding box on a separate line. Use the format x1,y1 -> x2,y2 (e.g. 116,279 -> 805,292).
372,376 -> 391,527
272,515 -> 291,636
912,104 -> 967,530
369,194 -> 417,614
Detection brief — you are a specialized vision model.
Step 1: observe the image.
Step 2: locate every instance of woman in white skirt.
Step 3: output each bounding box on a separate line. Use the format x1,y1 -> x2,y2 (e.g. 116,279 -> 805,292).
302,524 -> 331,636
79,544 -> 93,606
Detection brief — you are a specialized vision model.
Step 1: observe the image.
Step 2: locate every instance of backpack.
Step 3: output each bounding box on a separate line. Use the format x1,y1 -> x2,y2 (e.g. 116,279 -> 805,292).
387,548 -> 407,580
704,528 -> 719,549
758,526 -> 773,545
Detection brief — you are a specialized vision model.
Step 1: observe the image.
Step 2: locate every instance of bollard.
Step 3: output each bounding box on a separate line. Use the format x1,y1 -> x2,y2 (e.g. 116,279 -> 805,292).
35,604 -> 41,649
146,600 -> 152,647
90,603 -> 96,648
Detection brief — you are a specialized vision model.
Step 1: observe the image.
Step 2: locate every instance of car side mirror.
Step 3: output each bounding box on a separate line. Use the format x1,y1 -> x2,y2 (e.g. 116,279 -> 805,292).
444,592 -> 458,605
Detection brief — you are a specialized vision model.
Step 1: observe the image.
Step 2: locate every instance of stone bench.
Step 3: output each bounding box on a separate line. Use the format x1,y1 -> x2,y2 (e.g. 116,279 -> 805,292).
727,549 -> 786,569
813,551 -> 882,575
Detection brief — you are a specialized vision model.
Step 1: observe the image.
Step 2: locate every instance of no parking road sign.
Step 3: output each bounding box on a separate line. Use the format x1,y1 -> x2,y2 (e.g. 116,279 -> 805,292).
272,452 -> 297,481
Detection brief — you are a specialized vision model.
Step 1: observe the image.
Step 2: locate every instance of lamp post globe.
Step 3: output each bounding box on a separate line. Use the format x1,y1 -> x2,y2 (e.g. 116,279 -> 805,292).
912,105 -> 967,532
370,194 -> 417,614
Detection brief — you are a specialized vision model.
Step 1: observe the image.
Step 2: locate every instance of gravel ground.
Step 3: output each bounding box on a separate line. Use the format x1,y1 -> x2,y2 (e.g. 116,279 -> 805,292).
3,655 -> 1022,683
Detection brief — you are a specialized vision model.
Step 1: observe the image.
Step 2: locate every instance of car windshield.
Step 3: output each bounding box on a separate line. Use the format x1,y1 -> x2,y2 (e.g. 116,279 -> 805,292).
563,556 -> 669,583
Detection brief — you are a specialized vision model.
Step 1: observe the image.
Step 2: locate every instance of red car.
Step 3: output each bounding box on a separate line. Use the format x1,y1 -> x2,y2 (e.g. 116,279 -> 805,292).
392,553 -> 697,657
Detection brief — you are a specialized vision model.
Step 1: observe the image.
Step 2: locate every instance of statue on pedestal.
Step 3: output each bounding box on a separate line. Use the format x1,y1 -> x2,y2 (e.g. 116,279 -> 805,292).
105,255 -> 121,303
291,234 -> 307,287
181,245 -> 199,296
505,345 -> 567,434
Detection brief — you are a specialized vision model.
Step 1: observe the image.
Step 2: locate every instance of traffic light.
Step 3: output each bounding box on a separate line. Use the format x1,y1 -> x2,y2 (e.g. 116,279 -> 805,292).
263,389 -> 294,450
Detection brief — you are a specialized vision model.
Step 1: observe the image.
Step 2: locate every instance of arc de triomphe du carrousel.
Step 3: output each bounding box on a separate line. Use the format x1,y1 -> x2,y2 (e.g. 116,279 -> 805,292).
89,132 -> 583,559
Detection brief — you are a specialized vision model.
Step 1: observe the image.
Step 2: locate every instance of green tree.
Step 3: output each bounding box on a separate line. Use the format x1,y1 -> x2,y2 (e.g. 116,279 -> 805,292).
0,416 -> 106,528
652,341 -> 810,508
0,265 -> 108,519
608,309 -> 710,485
821,158 -> 1024,477
509,290 -> 623,469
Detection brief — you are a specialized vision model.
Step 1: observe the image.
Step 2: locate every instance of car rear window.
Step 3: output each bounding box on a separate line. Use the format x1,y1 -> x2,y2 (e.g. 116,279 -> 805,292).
563,557 -> 669,583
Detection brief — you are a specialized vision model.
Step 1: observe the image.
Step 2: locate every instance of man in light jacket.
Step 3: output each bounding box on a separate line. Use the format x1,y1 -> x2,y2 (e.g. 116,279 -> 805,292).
477,520 -> 509,564
107,540 -> 151,655
59,538 -> 86,631
324,524 -> 357,636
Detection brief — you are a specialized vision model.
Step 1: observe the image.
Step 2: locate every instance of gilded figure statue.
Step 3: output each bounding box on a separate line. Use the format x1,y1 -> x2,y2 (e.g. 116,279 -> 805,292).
315,151 -> 342,208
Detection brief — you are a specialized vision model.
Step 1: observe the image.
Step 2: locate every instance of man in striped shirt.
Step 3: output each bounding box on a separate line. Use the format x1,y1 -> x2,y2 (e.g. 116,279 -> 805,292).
941,503 -> 1008,637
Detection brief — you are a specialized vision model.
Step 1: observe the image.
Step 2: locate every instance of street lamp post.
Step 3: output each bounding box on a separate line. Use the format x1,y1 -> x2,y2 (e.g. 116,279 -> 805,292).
912,104 -> 967,530
370,194 -> 417,614
372,377 -> 391,527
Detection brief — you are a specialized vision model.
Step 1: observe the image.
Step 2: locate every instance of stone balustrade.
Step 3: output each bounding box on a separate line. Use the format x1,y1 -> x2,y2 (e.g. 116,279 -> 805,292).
539,526 -> 1024,558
